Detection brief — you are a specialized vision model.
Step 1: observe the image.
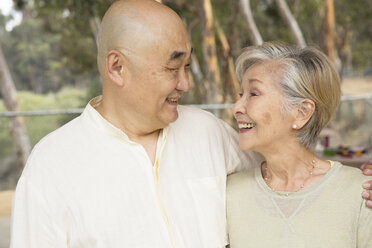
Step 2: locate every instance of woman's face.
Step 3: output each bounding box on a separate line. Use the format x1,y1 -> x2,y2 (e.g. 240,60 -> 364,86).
233,62 -> 295,153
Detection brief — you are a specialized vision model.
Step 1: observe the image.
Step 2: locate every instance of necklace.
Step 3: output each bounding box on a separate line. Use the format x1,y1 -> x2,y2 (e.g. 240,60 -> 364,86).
262,159 -> 317,196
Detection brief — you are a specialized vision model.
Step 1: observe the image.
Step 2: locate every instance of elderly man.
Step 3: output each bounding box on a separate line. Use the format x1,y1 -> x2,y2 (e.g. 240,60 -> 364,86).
10,0 -> 372,247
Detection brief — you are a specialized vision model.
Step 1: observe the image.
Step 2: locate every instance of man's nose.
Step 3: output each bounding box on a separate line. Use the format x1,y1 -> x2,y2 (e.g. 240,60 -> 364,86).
176,70 -> 190,92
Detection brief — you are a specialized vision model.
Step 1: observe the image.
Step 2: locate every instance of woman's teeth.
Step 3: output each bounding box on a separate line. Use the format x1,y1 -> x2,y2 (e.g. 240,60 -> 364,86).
238,123 -> 256,129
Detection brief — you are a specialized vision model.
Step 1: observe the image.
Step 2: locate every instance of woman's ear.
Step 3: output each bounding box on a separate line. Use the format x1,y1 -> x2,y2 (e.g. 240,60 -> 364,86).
293,99 -> 315,129
106,50 -> 126,87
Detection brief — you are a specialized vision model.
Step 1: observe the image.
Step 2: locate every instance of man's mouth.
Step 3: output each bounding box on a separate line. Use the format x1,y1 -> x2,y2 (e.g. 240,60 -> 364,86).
238,122 -> 256,133
166,96 -> 180,105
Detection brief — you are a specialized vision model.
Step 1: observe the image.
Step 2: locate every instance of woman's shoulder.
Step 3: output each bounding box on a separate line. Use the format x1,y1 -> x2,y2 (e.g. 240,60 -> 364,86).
337,162 -> 370,182
330,162 -> 371,193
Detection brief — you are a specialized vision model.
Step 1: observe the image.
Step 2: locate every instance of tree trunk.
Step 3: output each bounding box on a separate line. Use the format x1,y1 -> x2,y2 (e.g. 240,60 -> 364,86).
336,26 -> 352,81
322,0 -> 337,65
229,1 -> 243,58
184,17 -> 206,104
190,53 -> 205,93
274,0 -> 306,48
197,0 -> 222,104
240,0 -> 263,46
0,45 -> 31,172
182,53 -> 206,104
215,20 -> 240,102
89,16 -> 101,44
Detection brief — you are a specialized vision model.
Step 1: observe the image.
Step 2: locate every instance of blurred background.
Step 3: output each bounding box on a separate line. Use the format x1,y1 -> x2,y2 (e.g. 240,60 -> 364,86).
0,0 -> 372,246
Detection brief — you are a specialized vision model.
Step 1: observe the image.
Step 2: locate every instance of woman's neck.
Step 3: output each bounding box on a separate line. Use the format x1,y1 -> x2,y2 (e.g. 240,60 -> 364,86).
264,147 -> 314,180
260,142 -> 330,192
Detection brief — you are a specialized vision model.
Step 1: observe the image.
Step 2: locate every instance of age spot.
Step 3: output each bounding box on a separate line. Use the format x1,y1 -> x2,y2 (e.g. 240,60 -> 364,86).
262,112 -> 272,125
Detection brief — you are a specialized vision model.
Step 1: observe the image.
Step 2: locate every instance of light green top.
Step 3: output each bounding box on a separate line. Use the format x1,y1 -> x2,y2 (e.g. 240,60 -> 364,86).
226,162 -> 372,248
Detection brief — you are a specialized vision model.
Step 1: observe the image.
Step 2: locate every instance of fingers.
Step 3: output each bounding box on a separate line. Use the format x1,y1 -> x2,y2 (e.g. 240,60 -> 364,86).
362,190 -> 372,208
361,163 -> 372,175
363,180 -> 372,190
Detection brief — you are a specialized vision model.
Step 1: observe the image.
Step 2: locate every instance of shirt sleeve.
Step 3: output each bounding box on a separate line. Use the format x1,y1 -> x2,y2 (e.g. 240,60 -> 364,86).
219,119 -> 264,175
357,199 -> 372,247
10,168 -> 67,247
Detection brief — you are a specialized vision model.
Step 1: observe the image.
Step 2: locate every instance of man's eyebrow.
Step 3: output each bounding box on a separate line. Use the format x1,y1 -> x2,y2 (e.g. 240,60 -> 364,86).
170,51 -> 185,61
167,48 -> 193,63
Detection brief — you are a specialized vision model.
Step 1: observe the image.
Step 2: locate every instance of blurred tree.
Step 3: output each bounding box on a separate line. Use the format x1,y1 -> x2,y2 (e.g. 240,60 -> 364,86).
240,0 -> 263,45
1,5 -> 77,93
334,0 -> 372,75
10,0 -> 113,89
197,0 -> 222,104
215,19 -> 240,102
0,45 -> 31,171
9,0 -> 372,100
322,0 -> 337,65
274,0 -> 306,48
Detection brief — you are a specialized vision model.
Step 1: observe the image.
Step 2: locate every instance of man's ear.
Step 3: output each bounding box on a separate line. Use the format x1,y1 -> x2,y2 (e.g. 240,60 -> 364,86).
293,99 -> 315,129
106,50 -> 126,87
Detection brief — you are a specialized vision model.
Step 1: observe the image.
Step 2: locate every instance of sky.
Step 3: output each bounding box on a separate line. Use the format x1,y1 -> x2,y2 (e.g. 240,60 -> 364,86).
0,0 -> 23,31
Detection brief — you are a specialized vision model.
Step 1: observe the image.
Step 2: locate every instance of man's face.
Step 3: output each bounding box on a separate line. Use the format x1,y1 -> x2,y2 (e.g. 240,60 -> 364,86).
122,33 -> 192,130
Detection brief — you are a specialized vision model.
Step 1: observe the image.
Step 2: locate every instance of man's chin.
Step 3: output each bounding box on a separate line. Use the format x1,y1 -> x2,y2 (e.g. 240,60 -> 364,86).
161,109 -> 179,126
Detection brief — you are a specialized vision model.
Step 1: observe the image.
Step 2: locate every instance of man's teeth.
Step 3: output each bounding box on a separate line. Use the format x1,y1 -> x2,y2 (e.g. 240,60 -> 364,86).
238,123 -> 256,129
167,98 -> 178,102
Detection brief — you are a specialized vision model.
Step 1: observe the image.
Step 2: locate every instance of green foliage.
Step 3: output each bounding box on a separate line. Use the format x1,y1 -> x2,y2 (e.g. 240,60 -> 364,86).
1,7 -> 76,93
0,89 -> 86,158
3,0 -> 372,102
290,0 -> 322,46
31,0 -> 112,76
335,0 -> 372,72
85,77 -> 102,103
352,40 -> 372,74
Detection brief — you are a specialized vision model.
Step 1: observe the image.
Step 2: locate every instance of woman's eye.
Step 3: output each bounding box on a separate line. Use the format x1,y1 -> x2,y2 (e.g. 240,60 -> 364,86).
238,93 -> 243,97
250,92 -> 258,97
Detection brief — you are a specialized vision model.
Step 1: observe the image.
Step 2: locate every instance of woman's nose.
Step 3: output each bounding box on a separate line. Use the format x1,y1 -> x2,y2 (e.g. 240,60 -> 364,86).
232,96 -> 246,116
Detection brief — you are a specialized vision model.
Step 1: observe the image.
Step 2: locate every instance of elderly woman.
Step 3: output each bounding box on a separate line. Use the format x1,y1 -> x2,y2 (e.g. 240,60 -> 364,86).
226,43 -> 372,247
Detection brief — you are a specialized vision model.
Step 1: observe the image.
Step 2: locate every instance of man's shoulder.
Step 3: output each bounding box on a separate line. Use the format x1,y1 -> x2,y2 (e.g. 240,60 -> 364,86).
35,115 -> 83,150
175,105 -> 230,130
177,105 -> 219,123
24,115 -> 85,169
174,105 -> 235,138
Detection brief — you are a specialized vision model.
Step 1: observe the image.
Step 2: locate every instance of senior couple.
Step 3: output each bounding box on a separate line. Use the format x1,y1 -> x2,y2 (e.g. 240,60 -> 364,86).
11,0 -> 372,247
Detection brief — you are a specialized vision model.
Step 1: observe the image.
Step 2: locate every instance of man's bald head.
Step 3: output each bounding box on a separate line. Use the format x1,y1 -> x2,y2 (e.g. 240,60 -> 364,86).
97,0 -> 188,76
94,0 -> 192,135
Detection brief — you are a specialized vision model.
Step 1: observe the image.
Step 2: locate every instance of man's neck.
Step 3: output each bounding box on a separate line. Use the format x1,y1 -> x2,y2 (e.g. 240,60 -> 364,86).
94,98 -> 162,165
130,129 -> 161,165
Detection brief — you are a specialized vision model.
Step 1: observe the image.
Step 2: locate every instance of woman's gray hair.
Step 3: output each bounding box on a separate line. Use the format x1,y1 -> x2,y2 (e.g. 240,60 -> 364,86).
235,42 -> 341,149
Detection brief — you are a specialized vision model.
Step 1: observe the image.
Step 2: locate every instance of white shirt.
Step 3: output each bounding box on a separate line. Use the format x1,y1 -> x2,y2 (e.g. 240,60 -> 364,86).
11,97 -> 262,248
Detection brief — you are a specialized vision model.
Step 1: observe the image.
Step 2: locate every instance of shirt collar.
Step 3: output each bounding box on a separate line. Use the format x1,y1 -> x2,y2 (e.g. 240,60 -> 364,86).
82,96 -> 169,143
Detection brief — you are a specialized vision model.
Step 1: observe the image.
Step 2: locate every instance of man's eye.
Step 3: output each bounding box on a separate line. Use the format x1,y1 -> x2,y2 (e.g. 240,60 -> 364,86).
167,67 -> 179,72
250,92 -> 258,97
